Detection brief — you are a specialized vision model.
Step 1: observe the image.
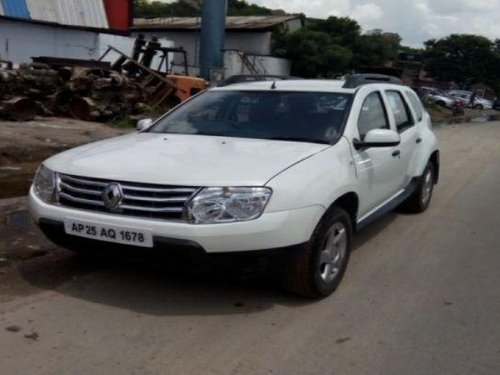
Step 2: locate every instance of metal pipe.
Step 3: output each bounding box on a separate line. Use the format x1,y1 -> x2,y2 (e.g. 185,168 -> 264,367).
199,0 -> 227,80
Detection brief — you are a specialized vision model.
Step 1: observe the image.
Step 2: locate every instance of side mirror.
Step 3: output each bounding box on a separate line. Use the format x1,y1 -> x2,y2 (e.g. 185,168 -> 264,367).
353,129 -> 400,150
136,118 -> 153,132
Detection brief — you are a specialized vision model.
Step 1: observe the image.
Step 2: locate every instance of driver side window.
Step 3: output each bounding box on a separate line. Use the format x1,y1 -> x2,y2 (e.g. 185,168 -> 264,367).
358,92 -> 389,140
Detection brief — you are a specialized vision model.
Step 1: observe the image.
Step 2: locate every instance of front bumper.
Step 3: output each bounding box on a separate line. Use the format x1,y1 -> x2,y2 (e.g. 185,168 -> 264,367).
29,187 -> 324,253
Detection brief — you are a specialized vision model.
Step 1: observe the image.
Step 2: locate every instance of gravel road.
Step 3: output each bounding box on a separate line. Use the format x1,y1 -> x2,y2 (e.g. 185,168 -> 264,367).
1,121 -> 499,375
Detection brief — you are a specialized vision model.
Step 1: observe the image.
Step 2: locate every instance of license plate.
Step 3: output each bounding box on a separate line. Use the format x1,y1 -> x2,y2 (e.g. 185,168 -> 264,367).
63,219 -> 153,248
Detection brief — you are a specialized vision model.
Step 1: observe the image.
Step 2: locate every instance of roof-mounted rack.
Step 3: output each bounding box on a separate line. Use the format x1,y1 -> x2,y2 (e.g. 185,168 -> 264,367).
343,74 -> 403,89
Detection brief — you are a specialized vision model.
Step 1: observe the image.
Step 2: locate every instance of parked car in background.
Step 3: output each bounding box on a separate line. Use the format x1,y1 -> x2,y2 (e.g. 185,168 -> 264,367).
420,87 -> 457,108
448,90 -> 493,109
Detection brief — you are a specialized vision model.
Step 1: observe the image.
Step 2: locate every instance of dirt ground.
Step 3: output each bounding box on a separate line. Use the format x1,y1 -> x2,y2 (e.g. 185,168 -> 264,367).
0,117 -> 130,199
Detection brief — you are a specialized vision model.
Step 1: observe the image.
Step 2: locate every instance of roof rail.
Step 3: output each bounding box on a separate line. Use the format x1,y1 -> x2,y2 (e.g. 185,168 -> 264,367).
343,74 -> 403,89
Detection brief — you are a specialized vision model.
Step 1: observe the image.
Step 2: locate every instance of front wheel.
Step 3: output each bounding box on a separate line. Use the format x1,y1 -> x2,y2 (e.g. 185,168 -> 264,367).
280,207 -> 352,298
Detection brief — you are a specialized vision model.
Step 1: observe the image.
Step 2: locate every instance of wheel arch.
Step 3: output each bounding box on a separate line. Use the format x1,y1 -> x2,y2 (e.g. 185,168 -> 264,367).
429,150 -> 440,183
325,192 -> 359,230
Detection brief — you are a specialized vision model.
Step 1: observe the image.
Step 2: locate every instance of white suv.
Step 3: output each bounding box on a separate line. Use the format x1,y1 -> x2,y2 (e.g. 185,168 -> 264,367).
29,75 -> 440,298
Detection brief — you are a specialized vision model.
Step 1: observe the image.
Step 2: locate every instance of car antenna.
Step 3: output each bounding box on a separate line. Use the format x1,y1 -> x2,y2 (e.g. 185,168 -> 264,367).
270,81 -> 277,90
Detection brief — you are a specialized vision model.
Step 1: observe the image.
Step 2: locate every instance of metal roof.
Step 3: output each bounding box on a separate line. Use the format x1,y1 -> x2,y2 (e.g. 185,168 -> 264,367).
27,0 -> 57,22
133,15 -> 301,31
1,0 -> 30,19
53,0 -> 108,28
24,0 -> 108,28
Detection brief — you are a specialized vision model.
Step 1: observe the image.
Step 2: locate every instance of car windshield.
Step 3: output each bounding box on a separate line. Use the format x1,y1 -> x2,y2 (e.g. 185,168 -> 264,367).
149,90 -> 353,144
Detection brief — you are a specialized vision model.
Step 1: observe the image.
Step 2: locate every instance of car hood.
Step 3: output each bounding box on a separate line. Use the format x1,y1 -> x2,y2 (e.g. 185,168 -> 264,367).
45,133 -> 330,186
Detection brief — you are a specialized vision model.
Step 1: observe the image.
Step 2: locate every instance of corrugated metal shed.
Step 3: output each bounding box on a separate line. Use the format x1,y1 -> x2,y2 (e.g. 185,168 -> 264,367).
134,15 -> 301,31
1,0 -> 31,19
54,0 -> 108,28
27,0 -> 57,23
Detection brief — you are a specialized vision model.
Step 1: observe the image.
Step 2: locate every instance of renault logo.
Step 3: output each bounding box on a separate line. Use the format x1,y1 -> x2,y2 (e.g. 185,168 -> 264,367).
102,183 -> 123,211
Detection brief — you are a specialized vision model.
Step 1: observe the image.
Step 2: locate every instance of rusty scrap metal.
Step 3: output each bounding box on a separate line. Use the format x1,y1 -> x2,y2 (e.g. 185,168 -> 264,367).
0,36 -> 190,122
0,97 -> 37,121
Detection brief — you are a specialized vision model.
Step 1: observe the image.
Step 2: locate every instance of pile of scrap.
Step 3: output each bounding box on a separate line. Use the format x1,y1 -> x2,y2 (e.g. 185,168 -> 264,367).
0,60 -> 39,121
0,36 -> 207,122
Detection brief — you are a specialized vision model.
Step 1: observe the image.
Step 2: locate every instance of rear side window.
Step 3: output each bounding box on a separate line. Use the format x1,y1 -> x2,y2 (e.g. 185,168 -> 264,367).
357,92 -> 389,140
405,91 -> 424,122
386,91 -> 414,133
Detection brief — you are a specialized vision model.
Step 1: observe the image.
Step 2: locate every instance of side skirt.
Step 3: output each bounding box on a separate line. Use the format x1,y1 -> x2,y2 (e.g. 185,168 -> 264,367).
356,177 -> 419,231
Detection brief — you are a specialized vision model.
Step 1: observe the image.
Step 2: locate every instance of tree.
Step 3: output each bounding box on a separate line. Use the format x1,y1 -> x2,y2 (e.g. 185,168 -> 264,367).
423,34 -> 498,87
134,0 -> 199,17
274,29 -> 353,77
308,16 -> 361,49
134,0 -> 272,18
354,29 -> 402,68
227,0 -> 272,16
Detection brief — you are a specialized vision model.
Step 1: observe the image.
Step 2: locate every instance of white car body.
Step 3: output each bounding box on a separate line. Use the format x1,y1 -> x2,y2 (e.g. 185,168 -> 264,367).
29,77 -> 439,295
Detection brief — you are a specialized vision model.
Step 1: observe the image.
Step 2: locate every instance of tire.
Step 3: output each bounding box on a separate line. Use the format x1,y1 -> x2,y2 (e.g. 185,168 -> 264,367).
436,101 -> 446,107
401,162 -> 435,213
473,104 -> 484,110
280,207 -> 352,298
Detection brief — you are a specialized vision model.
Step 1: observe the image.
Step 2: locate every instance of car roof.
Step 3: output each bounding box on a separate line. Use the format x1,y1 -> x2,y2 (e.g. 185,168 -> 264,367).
211,79 -> 407,94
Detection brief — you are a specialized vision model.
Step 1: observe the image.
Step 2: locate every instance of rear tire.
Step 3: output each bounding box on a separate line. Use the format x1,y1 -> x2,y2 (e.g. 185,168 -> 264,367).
401,162 -> 435,213
280,207 -> 352,298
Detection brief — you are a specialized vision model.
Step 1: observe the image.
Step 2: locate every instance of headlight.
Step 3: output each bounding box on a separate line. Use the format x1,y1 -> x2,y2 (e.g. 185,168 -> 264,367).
187,187 -> 272,224
33,165 -> 56,203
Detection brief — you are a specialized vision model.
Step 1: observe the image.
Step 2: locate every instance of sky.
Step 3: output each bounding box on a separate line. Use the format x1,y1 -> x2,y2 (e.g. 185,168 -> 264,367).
247,0 -> 500,47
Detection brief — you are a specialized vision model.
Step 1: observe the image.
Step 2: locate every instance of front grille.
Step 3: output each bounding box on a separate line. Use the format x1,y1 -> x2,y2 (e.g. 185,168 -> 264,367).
57,174 -> 200,220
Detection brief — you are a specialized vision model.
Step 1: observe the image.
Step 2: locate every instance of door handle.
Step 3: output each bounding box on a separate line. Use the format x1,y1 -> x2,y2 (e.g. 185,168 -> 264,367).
392,150 -> 401,157
416,138 -> 422,144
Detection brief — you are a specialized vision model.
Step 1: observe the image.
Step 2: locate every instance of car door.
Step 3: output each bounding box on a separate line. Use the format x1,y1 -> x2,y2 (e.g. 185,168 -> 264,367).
384,90 -> 419,189
351,90 -> 404,217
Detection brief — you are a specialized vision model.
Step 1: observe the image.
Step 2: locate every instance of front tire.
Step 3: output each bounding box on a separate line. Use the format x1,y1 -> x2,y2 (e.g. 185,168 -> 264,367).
402,162 -> 435,213
280,207 -> 352,298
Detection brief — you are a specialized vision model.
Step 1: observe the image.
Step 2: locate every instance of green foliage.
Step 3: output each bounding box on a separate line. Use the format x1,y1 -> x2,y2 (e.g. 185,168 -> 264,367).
134,0 -> 272,18
308,17 -> 360,48
274,28 -> 353,77
274,17 -> 403,77
134,0 -> 199,17
355,29 -> 401,67
423,34 -> 499,88
227,0 -> 272,16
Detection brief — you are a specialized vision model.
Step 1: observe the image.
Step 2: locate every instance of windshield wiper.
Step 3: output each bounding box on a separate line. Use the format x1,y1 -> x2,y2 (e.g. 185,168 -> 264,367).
267,136 -> 331,144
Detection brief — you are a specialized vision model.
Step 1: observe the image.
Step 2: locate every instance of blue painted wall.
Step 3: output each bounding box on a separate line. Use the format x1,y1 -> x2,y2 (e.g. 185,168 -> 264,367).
1,0 -> 31,19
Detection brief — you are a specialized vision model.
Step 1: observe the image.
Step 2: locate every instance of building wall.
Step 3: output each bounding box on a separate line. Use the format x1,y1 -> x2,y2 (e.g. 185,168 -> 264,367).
284,17 -> 302,33
133,30 -> 273,66
226,32 -> 272,55
0,18 -> 172,66
223,50 -> 291,77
